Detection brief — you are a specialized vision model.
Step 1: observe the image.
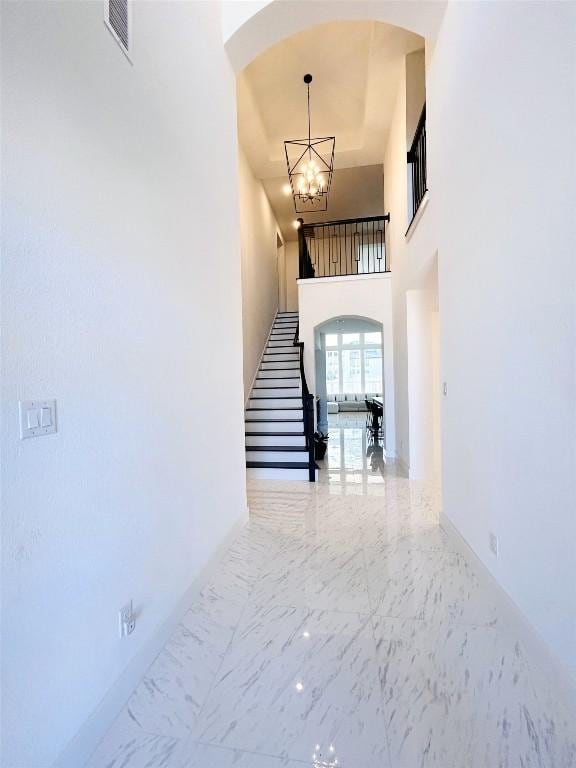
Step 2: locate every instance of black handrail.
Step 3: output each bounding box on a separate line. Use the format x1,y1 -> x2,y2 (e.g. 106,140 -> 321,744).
298,215 -> 390,279
407,103 -> 427,227
293,321 -> 315,482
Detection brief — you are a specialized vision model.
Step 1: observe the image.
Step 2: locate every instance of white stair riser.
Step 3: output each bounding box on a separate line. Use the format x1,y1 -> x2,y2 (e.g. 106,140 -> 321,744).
247,467 -> 317,481
245,434 -> 306,447
251,387 -> 301,398
246,408 -> 303,420
273,325 -> 297,333
246,449 -> 308,463
277,312 -> 299,317
261,360 -> 299,370
267,340 -> 295,348
263,352 -> 299,361
256,370 -> 300,380
244,421 -> 302,433
249,398 -> 301,408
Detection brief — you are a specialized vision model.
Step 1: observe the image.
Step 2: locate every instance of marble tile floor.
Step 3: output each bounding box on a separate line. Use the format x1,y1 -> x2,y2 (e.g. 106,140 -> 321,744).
84,416 -> 576,767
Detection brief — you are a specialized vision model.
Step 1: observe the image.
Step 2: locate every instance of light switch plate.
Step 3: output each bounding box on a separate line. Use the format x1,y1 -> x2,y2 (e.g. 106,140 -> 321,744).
19,399 -> 57,439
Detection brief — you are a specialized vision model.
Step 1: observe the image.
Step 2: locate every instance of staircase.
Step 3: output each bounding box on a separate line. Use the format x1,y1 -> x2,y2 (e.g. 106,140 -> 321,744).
245,312 -> 318,481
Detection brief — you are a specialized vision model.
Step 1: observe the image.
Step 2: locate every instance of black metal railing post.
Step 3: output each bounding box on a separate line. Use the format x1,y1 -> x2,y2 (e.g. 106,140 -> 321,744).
407,103 -> 427,226
304,393 -> 315,482
297,220 -> 315,279
293,321 -> 316,482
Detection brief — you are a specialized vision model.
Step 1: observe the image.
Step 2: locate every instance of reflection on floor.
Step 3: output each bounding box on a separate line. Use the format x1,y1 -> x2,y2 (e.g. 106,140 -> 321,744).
85,414 -> 576,767
324,412 -> 388,483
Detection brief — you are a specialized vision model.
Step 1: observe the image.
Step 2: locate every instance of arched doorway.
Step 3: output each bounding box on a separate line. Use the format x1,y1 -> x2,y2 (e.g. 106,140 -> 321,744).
223,0 -> 445,73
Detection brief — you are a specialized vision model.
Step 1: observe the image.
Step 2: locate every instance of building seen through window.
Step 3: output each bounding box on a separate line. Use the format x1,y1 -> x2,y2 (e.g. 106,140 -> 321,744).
325,331 -> 383,394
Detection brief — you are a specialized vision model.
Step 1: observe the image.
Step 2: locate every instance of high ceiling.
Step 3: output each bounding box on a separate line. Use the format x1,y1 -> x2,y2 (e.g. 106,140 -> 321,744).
238,20 -> 423,176
237,20 -> 423,240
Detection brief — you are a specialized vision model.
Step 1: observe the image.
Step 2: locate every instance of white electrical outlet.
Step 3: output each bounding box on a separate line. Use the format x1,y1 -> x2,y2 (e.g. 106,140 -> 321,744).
119,601 -> 135,638
489,532 -> 499,557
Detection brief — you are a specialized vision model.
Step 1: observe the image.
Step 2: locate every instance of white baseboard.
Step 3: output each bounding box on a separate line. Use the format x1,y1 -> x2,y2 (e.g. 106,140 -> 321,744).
394,455 -> 409,476
53,511 -> 248,768
440,511 -> 576,714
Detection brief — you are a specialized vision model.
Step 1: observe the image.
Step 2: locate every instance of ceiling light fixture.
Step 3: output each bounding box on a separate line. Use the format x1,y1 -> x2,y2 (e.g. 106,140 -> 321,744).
284,74 -> 335,214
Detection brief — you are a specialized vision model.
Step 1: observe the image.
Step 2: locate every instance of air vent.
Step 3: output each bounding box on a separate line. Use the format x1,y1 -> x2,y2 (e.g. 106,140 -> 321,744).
105,0 -> 131,59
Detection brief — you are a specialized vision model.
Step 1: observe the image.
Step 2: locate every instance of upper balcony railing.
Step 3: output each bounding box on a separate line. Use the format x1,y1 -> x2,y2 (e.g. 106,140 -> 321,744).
298,215 -> 390,280
407,103 -> 427,227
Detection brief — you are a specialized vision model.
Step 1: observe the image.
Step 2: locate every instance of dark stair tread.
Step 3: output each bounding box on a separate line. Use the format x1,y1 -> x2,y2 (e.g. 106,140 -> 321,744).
245,431 -> 305,436
244,418 -> 304,423
246,406 -> 303,411
252,386 -> 300,390
255,384 -> 300,389
245,445 -> 308,452
249,396 -> 302,400
246,461 -> 311,469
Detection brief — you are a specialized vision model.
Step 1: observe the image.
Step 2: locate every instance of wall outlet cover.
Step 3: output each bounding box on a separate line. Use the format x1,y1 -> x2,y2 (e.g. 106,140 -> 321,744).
489,532 -> 499,557
119,601 -> 134,638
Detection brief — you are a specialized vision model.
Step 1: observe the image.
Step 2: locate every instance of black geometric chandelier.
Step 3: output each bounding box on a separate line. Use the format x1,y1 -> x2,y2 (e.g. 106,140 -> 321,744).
284,74 -> 335,214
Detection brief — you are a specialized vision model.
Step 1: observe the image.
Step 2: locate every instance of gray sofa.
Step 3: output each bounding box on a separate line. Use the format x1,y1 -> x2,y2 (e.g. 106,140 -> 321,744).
327,393 -> 381,413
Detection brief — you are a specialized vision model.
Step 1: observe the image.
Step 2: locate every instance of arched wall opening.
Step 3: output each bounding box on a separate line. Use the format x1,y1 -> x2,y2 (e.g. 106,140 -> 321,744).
296,267 -> 396,453
313,314 -> 386,441
232,3 -> 435,464
223,0 -> 446,73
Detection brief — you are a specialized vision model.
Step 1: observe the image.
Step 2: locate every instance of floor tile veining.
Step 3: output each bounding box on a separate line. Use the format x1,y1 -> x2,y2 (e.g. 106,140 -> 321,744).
85,415 -> 576,767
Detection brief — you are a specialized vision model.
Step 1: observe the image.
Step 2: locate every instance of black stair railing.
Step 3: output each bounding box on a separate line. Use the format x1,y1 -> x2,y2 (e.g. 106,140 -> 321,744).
407,103 -> 427,226
298,215 -> 390,279
293,321 -> 315,482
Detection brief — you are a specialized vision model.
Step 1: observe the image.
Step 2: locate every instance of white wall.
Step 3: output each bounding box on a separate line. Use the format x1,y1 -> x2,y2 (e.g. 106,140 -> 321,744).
385,64 -> 433,474
238,148 -> 281,397
384,0 -> 576,684
430,0 -> 576,682
298,275 -> 396,455
0,3 -> 247,767
405,49 -> 426,146
406,288 -> 436,479
285,241 -> 299,311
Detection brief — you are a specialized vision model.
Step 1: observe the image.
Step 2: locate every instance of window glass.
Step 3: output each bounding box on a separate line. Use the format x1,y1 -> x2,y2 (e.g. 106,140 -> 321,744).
326,350 -> 340,395
342,333 -> 360,345
364,348 -> 383,392
364,331 -> 382,345
341,349 -> 362,393
325,333 -> 338,347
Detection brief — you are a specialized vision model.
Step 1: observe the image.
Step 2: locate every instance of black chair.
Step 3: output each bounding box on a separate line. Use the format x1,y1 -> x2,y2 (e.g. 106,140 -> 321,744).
365,398 -> 373,431
366,400 -> 383,437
